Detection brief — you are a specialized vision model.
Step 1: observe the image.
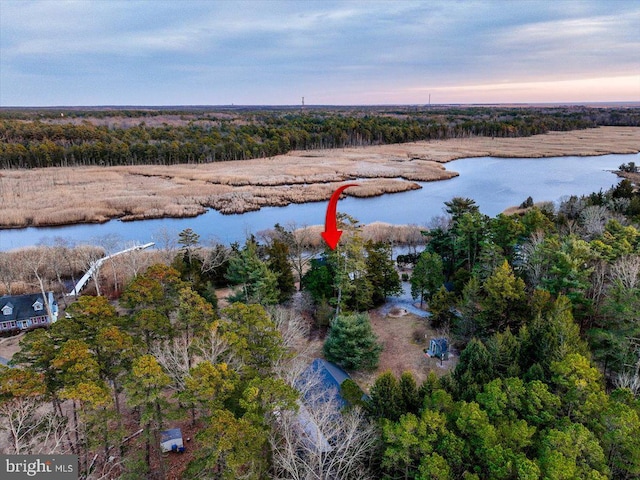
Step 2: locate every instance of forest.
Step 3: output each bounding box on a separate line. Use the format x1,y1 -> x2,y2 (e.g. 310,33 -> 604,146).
2,170 -> 640,479
1,105 -> 640,168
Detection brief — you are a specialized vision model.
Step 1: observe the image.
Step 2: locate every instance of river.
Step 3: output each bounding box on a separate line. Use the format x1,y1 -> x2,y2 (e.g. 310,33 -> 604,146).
0,153 -> 637,250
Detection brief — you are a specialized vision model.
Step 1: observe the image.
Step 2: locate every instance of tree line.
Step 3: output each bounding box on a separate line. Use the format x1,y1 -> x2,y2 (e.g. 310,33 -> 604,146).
1,106 -> 639,168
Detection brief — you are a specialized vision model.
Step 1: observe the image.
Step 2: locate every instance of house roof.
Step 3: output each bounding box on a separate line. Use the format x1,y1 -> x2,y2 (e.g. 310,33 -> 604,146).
0,293 -> 54,322
312,358 -> 350,390
299,358 -> 352,408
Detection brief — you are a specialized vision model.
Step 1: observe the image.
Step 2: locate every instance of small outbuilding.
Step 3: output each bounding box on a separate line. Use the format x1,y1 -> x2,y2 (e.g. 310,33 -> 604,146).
425,338 -> 448,360
160,428 -> 184,453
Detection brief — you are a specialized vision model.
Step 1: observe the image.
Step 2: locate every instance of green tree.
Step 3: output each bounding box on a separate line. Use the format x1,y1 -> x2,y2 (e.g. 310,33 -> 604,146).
480,260 -> 526,334
326,214 -> 373,314
455,276 -> 482,341
226,241 -> 279,305
399,371 -> 421,416
521,295 -> 588,376
175,285 -> 215,345
367,371 -> 402,420
323,313 -> 382,370
64,295 -> 119,345
186,408 -> 268,480
219,303 -> 285,376
120,263 -> 183,315
454,211 -> 489,270
302,257 -> 334,303
453,338 -> 495,401
181,361 -> 237,421
266,238 -> 296,303
489,213 -> 525,261
429,286 -> 457,329
94,325 -> 136,416
124,355 -> 172,474
411,251 -> 444,307
538,423 -> 609,479
550,353 -> 603,421
177,228 -> 201,264
444,197 -> 480,221
365,240 -> 401,306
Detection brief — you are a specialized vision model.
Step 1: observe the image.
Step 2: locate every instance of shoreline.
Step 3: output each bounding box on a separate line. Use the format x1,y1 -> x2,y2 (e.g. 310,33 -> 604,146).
1,126 -> 639,230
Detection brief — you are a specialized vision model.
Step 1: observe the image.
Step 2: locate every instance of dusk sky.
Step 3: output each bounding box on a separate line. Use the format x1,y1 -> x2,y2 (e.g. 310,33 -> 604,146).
1,0 -> 639,106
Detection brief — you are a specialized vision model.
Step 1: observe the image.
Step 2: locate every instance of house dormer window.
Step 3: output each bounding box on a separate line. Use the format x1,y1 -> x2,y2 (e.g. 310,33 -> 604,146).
2,304 -> 13,316
32,300 -> 43,311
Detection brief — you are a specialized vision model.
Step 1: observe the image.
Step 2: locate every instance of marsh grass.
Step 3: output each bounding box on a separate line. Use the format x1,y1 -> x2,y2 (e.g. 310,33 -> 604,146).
1,127 -> 638,228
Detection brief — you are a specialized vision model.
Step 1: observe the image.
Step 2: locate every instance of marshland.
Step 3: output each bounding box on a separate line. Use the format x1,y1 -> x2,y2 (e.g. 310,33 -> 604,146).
1,106 -> 639,230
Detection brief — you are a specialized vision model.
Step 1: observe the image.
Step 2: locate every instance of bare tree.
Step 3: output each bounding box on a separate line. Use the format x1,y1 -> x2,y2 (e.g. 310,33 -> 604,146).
151,226 -> 179,264
17,247 -> 55,320
190,322 -> 232,367
269,306 -> 309,352
0,397 -> 72,455
403,224 -> 426,255
118,241 -> 154,279
580,205 -> 611,239
610,255 -> 640,290
76,244 -> 106,296
614,371 -> 640,396
200,238 -> 230,274
587,260 -> 609,313
0,251 -> 16,294
151,333 -> 192,392
94,234 -> 123,295
516,230 -> 547,289
269,361 -> 378,480
558,218 -> 581,237
48,239 -> 79,307
281,223 -> 321,290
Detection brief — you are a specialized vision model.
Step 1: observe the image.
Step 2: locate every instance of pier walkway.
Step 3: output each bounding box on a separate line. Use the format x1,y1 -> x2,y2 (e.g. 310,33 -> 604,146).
66,242 -> 154,296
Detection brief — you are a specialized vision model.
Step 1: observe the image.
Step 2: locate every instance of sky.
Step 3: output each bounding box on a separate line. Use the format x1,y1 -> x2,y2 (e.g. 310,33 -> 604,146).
0,0 -> 639,106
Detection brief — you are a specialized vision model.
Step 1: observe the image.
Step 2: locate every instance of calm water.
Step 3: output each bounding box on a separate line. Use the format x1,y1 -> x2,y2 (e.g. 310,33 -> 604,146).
1,153 -> 637,250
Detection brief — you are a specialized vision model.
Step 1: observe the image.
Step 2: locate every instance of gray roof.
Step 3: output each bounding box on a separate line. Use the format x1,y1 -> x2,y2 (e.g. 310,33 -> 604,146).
0,293 -> 54,322
299,359 -> 352,408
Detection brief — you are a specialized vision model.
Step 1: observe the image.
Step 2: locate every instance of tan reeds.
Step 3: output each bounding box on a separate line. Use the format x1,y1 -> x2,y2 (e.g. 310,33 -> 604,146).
1,126 -> 638,228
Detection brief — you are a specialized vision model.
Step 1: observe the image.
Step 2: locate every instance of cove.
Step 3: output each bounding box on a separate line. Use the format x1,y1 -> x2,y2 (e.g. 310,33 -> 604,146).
0,153 -> 637,251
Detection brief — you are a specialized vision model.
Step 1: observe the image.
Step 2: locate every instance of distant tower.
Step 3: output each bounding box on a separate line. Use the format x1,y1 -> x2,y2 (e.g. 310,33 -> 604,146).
429,94 -> 431,107
302,96 -> 305,107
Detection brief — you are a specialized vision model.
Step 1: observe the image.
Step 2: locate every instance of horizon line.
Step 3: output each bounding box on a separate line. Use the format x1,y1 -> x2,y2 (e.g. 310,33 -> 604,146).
2,101 -> 640,110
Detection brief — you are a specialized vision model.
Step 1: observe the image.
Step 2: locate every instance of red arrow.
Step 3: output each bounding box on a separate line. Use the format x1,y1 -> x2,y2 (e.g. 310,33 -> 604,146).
321,183 -> 359,250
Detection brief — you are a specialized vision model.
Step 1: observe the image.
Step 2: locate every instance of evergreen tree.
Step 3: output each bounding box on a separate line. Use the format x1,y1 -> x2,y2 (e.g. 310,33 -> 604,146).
411,251 -> 444,307
323,313 -> 382,370
365,240 -> 401,306
266,238 -> 296,303
367,371 -> 402,420
301,257 -> 334,303
480,260 -> 526,334
225,241 -> 279,305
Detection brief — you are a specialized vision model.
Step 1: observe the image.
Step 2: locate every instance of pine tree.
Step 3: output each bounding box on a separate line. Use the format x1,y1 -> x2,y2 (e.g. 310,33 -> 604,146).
266,238 -> 296,303
225,241 -> 279,305
411,251 -> 444,307
365,240 -> 402,306
323,313 -> 382,370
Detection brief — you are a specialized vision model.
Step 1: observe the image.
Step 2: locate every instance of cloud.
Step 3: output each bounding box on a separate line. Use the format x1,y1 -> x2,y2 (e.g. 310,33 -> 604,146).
1,0 -> 638,105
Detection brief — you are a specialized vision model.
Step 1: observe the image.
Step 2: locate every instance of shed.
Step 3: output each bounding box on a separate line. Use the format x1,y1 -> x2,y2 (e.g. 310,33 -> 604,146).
160,428 -> 184,453
425,338 -> 448,360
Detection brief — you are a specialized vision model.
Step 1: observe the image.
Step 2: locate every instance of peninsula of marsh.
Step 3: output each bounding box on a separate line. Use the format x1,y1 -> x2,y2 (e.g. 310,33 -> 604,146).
1,105 -> 639,231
